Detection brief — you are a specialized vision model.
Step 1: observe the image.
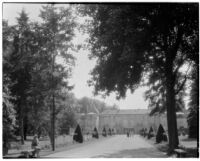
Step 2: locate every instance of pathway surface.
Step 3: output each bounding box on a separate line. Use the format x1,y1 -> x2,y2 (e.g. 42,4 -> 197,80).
44,135 -> 167,158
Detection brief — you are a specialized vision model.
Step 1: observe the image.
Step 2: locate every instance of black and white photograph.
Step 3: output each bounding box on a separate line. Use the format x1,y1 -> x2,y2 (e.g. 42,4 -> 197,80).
2,1 -> 199,158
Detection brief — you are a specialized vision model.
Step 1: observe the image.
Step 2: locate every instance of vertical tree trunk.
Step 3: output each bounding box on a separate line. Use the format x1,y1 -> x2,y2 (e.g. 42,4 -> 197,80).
20,101 -> 24,145
51,94 -> 55,151
23,116 -> 27,140
166,71 -> 179,154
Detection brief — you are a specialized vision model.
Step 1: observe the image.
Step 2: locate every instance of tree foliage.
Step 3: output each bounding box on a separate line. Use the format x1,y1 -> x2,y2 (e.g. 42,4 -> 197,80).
77,96 -> 118,114
3,4 -> 77,149
187,66 -> 198,139
81,3 -> 198,152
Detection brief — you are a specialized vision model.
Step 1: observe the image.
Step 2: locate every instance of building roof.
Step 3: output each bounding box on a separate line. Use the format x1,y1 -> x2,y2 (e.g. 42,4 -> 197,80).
101,109 -> 150,115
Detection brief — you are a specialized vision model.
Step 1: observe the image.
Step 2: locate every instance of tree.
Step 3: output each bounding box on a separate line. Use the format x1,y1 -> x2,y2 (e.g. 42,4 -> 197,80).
186,30 -> 198,139
187,66 -> 198,139
3,5 -> 77,150
81,3 -> 198,153
3,20 -> 17,155
57,97 -> 77,135
7,10 -> 34,144
73,124 -> 83,143
39,4 -> 76,150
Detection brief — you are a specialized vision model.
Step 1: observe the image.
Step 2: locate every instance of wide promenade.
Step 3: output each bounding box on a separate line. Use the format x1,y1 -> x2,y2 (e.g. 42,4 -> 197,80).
44,135 -> 167,158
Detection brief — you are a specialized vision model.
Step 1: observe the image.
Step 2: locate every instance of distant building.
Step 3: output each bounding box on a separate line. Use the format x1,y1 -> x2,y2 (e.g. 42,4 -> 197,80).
76,109 -> 187,134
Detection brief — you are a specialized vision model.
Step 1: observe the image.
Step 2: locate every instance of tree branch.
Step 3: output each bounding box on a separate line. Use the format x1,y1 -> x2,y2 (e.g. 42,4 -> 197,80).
175,63 -> 191,95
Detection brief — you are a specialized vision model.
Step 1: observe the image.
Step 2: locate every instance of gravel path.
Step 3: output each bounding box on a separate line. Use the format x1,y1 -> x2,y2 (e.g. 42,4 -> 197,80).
44,135 -> 167,158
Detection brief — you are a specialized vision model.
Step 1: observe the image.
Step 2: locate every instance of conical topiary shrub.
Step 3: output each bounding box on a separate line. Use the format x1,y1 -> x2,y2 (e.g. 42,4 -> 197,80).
112,129 -> 115,135
108,128 -> 112,136
102,127 -> 107,137
144,128 -> 148,137
92,127 -> 99,139
156,124 -> 165,143
139,128 -> 144,136
148,126 -> 154,139
73,124 -> 83,143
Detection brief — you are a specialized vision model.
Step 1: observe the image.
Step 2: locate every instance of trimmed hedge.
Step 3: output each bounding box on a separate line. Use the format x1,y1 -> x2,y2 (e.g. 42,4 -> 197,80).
108,128 -> 112,136
92,127 -> 99,139
148,126 -> 154,139
156,124 -> 167,143
73,124 -> 83,143
102,127 -> 107,137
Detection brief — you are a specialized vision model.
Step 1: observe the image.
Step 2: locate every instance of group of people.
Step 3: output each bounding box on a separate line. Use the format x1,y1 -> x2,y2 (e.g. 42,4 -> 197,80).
126,129 -> 135,137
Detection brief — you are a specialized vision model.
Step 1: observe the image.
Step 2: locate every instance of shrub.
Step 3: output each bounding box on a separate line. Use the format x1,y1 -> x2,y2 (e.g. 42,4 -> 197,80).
108,128 -> 112,136
156,124 -> 166,143
148,126 -> 154,139
73,124 -> 83,143
102,127 -> 107,137
144,128 -> 147,137
112,129 -> 115,135
139,128 -> 145,136
92,127 -> 99,139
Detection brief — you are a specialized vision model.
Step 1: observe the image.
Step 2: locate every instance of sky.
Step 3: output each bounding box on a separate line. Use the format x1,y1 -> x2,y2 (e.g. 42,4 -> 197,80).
2,3 -> 150,109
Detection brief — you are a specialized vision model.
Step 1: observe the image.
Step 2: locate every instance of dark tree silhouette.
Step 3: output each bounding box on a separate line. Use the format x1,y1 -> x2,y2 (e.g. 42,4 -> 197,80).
148,127 -> 154,139
73,124 -> 83,143
156,124 -> 167,143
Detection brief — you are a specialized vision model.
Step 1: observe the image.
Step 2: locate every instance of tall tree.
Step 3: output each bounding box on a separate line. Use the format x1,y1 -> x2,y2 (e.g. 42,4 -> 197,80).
3,20 -> 17,155
7,10 -> 33,144
82,3 -> 198,153
39,4 -> 76,150
187,66 -> 198,139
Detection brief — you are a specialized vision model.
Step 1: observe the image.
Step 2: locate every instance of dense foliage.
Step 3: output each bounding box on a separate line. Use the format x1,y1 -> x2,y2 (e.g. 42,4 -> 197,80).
187,66 -> 198,139
81,3 -> 198,152
3,5 -> 77,151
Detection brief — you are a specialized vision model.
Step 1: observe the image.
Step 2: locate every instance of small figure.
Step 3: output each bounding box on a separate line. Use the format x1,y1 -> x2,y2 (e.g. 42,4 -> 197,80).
31,135 -> 40,157
127,131 -> 129,137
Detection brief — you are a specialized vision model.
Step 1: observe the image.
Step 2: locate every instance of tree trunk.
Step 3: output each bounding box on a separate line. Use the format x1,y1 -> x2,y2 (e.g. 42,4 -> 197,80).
23,116 -> 27,140
166,70 -> 179,154
20,102 -> 24,144
51,94 -> 55,151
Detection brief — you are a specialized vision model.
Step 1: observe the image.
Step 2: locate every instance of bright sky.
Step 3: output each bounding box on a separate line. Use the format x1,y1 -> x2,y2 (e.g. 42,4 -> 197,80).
2,3 -> 150,109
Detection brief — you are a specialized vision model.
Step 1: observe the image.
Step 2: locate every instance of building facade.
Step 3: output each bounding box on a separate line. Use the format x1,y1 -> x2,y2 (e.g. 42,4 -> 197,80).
76,109 -> 187,134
